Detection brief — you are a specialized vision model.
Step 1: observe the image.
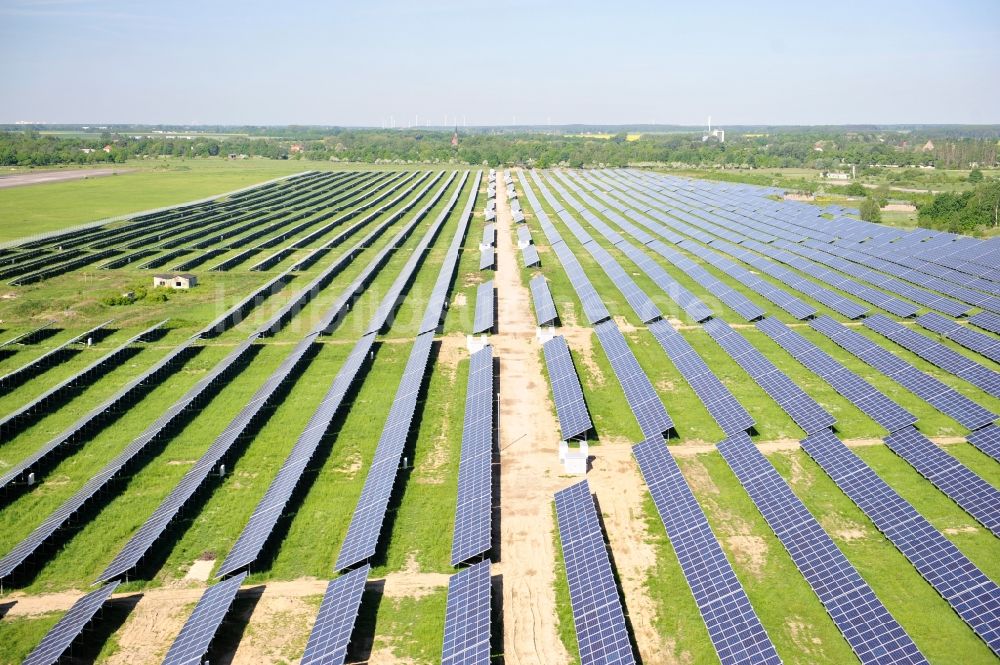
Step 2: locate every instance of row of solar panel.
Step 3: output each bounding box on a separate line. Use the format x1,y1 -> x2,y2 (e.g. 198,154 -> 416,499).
218,171 -> 480,578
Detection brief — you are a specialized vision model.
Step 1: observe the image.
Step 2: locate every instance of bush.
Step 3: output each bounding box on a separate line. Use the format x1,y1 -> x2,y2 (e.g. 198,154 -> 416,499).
968,168 -> 983,183
844,182 -> 867,196
859,197 -> 882,223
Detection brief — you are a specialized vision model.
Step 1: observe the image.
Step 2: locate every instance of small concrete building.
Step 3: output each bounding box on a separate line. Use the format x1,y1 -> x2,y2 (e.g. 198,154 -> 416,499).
153,273 -> 198,289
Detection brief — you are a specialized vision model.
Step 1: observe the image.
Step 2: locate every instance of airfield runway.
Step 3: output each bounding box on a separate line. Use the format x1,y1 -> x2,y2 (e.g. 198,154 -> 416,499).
0,167 -> 133,189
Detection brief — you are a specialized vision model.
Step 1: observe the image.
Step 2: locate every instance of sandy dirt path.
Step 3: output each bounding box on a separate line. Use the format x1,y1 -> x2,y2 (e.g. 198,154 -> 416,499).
0,168 -> 133,189
493,171 -> 571,665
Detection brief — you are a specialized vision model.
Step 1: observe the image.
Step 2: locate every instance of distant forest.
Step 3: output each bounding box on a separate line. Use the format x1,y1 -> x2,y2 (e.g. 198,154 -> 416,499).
1,125 -> 998,170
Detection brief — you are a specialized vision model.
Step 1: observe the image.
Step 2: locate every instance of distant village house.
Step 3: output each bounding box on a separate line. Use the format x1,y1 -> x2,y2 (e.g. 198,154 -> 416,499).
153,273 -> 198,289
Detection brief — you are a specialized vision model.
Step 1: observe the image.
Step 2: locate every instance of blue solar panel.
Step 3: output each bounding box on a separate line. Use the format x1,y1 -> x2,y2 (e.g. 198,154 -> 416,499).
473,280 -> 495,334
632,439 -> 779,665
755,316 -> 916,433
451,346 -> 494,565
163,572 -> 247,665
542,335 -> 594,440
529,275 -> 558,326
884,427 -> 1000,537
554,480 -> 636,665
809,315 -> 996,429
915,313 -> 1000,364
704,318 -> 835,433
864,315 -> 1000,398
23,581 -> 120,665
717,433 -> 927,665
967,424 -> 1000,462
442,560 -> 492,665
594,319 -> 673,439
647,320 -> 753,436
801,430 -> 1000,655
301,565 -> 370,665
336,331 -> 436,571
969,311 -> 1000,336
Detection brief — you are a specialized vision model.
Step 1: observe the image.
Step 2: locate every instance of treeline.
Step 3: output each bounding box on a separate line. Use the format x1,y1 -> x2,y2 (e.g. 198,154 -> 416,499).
917,180 -> 1000,233
1,127 -> 998,169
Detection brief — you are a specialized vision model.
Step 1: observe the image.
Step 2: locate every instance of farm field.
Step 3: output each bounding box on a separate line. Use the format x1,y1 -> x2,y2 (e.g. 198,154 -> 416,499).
0,165 -> 998,665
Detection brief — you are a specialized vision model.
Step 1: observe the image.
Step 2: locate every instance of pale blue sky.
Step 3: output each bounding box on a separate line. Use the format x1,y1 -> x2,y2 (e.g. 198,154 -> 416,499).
1,0 -> 998,126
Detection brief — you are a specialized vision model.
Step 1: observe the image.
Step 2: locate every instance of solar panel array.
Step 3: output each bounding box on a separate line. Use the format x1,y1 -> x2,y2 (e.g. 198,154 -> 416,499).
0,318 -> 167,439
162,572 -> 247,665
647,320 -> 754,436
0,319 -> 110,391
520,172 -> 610,325
594,319 -> 674,439
717,433 -> 927,665
23,581 -> 120,665
883,426 -> 1000,537
755,316 -> 916,433
336,331 -> 436,570
554,480 -> 637,665
301,565 -> 370,665
969,311 -> 1000,336
217,173 -> 480,578
451,345 -> 495,566
98,334 -> 319,582
967,424 -> 1000,462
800,430 -> 1000,655
541,335 -> 593,440
915,312 -> 1000,364
704,318 -> 835,434
810,315 -> 996,430
442,560 -> 492,665
0,336 -> 257,581
529,274 -> 558,326
473,280 -> 495,334
863,314 -> 1000,398
632,439 -> 780,665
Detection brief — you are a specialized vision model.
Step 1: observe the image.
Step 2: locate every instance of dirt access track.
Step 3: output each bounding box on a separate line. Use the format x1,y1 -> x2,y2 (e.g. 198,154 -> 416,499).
0,168 -> 133,189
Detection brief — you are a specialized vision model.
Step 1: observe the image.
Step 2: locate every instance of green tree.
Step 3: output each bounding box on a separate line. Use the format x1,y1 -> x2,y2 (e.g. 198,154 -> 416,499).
859,196 -> 882,223
844,182 -> 867,196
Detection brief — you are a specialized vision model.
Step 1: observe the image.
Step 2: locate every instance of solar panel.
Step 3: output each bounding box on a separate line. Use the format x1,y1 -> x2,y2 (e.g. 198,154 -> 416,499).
523,277 -> 556,329
98,335 -> 318,583
473,280 -> 495,334
883,426 -> 1000,537
967,424 -> 1000,462
442,560 -> 492,665
647,320 -> 753,436
0,337 -> 257,581
717,433 -> 927,665
451,346 -> 495,565
22,581 -> 120,665
703,318 -> 835,434
482,223 -> 496,247
800,430 -> 1000,655
969,311 -> 1000,335
218,177 -> 481,577
542,336 -> 594,440
336,331 -> 436,570
521,243 -> 540,268
809,315 -> 996,430
301,565 -> 370,665
554,480 -> 636,665
754,316 -> 916,433
163,572 -> 247,665
594,319 -> 673,439
864,314 -> 1000,398
632,439 -> 780,665
479,245 -> 495,270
